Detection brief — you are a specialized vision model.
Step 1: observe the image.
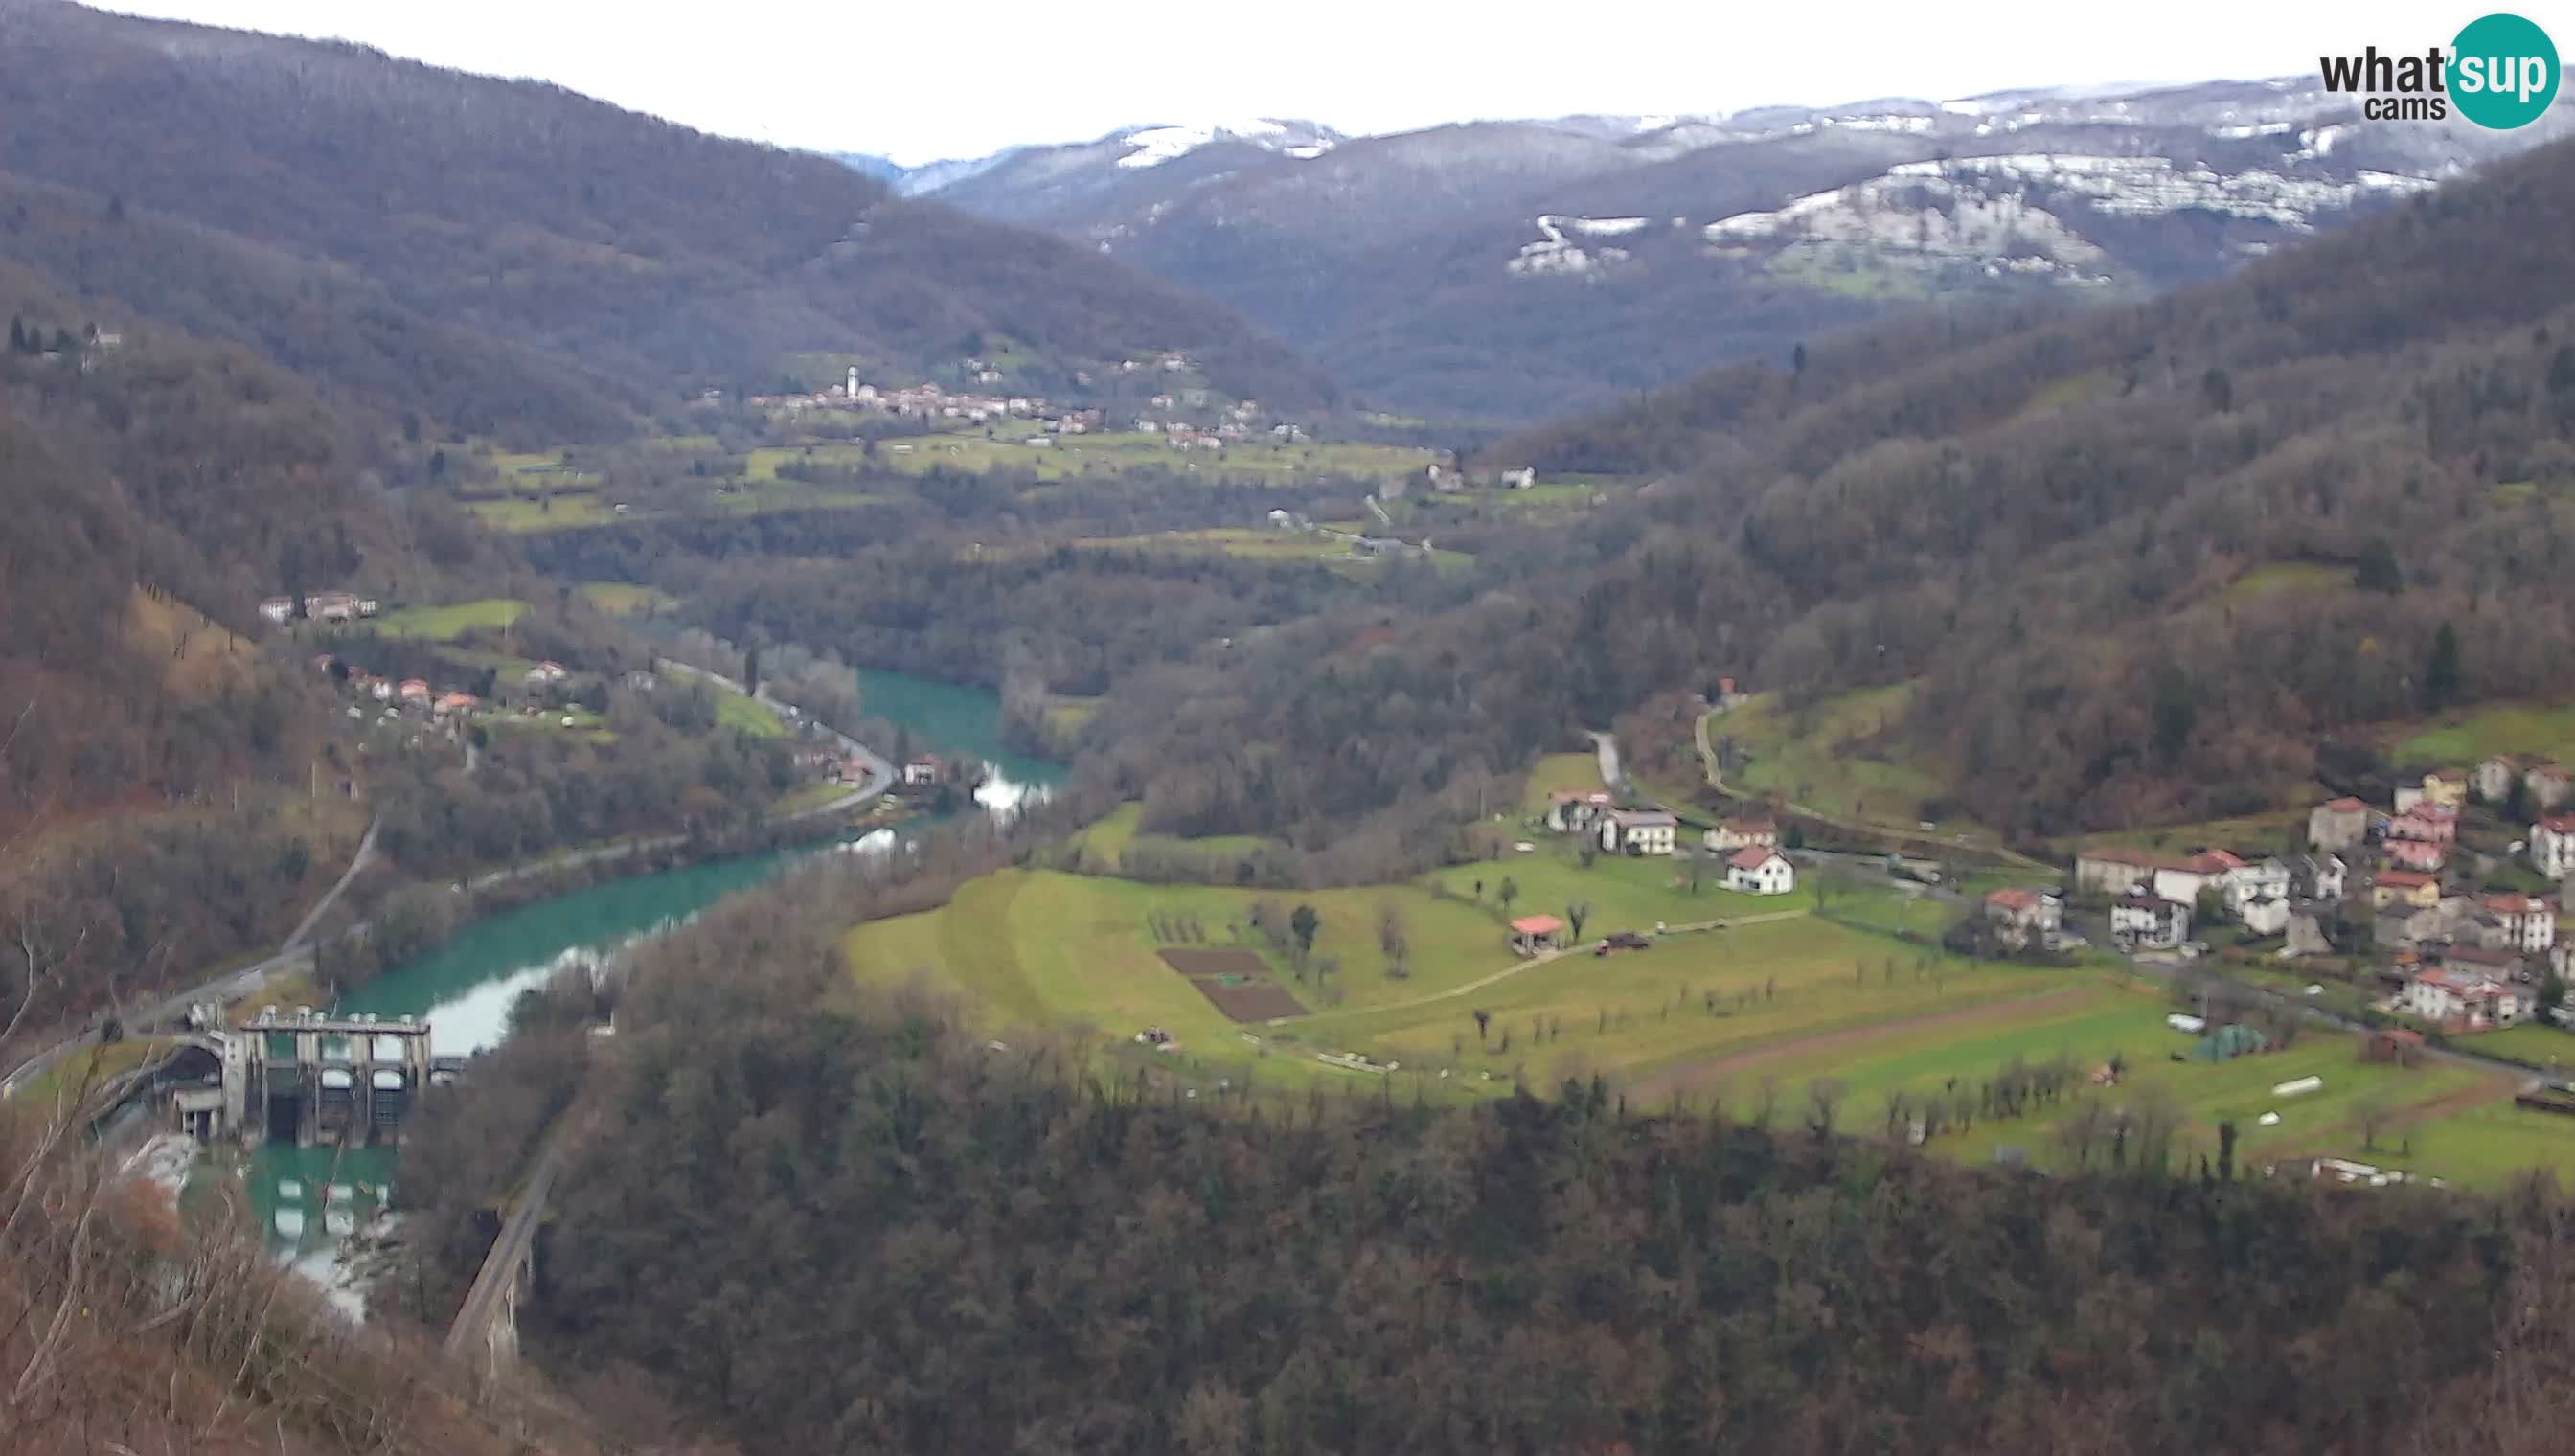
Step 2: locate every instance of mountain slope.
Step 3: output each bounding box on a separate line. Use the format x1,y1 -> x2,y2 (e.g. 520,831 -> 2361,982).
0,0 -> 1339,427
1093,135 -> 2575,845
918,82 -> 2569,419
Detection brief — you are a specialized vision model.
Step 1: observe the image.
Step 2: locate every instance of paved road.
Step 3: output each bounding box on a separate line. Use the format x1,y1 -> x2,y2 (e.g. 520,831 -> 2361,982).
3,669 -> 893,1099
1589,730 -> 1624,791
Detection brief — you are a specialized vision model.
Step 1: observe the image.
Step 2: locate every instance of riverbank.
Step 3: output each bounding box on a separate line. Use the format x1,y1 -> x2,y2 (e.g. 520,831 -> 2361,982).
189,665 -> 1068,1305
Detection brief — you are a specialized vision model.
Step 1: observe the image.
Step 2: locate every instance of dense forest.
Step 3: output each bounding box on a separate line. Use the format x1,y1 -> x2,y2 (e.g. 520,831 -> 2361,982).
1085,136 -> 2575,852
387,861 -> 2575,1456
0,0 -> 1338,438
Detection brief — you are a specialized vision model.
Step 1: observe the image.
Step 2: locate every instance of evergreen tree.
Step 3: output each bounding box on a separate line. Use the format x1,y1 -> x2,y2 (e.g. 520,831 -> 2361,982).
2425,622 -> 2462,711
2356,536 -> 2404,594
1288,904 -> 1320,959
6,317 -> 24,353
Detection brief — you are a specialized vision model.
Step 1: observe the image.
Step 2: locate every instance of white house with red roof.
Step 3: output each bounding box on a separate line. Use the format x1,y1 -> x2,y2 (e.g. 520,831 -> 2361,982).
1983,887 -> 2062,949
2534,814 -> 2575,880
1725,846 -> 1795,896
2153,850 -> 2243,909
2404,967 -> 2522,1030
2482,893 -> 2558,955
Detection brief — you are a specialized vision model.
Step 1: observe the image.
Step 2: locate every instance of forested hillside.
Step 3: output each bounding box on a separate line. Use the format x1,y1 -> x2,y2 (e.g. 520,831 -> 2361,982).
1091,135 -> 2575,848
0,0 -> 1337,435
413,869 -> 2575,1456
0,261 -> 403,839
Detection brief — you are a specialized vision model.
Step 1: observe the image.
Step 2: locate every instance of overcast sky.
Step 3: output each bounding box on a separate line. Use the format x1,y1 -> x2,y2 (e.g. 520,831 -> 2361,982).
105,0 -> 2518,165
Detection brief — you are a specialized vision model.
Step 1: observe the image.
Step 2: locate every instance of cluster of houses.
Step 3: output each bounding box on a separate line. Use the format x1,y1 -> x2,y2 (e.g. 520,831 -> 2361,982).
311,653 -> 593,739
316,656 -> 485,725
739,359 -> 1308,452
260,590 -> 378,626
745,375 -> 1098,431
1539,794 -> 1798,896
2043,762 -> 2573,1035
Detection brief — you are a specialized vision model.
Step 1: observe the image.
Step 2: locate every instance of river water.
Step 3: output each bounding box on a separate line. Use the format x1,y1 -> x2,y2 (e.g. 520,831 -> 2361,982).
236,668 -> 1062,1300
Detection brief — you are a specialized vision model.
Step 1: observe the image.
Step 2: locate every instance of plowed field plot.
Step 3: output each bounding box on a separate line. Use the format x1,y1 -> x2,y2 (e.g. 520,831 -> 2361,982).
1157,948 -> 1307,1021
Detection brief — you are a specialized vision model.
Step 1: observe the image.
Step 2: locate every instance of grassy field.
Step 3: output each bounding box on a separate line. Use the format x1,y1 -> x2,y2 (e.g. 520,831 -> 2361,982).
1710,685 -> 1971,831
877,431 -> 1433,486
830,835 -> 2575,1185
842,869 -> 1514,1090
1069,804 -> 1277,869
1312,914 -> 2033,1089
2394,701 -> 2575,768
466,493 -> 614,531
2071,806 -> 2313,858
1043,694 -> 1102,737
711,691 -> 786,739
1072,528 -> 1384,562
1706,972 -> 2527,1175
1424,842 -> 1820,939
2220,561 -> 2357,603
371,599 -> 528,642
2318,1101 -> 2575,1189
1519,752 -> 1606,813
578,582 -> 676,616
2459,1022 -> 2575,1072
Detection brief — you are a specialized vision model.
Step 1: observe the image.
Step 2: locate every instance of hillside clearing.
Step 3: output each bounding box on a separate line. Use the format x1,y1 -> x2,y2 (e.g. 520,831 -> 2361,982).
371,599 -> 528,641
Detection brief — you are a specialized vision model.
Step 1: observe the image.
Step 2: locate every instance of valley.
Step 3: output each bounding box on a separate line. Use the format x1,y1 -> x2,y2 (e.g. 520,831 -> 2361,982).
10,1 -> 2575,1452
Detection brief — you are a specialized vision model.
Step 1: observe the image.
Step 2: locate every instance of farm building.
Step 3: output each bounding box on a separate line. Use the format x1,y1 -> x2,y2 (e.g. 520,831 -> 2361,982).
1599,809 -> 1678,856
1508,915 -> 1566,956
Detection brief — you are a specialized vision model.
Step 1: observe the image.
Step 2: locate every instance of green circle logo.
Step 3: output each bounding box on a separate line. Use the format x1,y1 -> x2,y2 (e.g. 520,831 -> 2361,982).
2452,12 -> 2560,129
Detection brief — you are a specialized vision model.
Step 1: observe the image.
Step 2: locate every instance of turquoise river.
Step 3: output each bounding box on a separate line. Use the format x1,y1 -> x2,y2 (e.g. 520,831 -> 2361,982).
231,668 -> 1063,1304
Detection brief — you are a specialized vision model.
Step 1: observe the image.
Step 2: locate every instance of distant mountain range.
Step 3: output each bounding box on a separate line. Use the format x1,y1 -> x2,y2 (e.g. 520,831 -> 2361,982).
864,85 -> 2574,420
